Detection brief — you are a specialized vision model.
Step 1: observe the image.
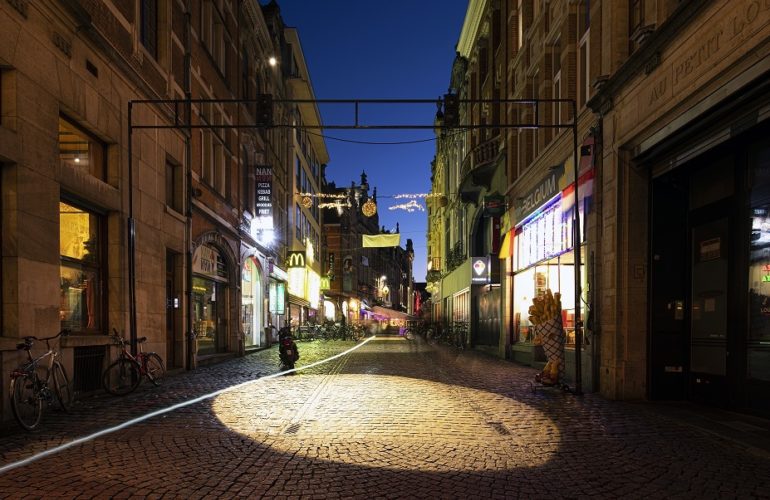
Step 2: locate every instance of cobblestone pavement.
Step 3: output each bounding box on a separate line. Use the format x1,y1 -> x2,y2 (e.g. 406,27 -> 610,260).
0,336 -> 769,499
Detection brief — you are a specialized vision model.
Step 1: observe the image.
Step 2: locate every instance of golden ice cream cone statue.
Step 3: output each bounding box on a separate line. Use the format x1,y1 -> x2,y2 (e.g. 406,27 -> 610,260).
528,289 -> 566,386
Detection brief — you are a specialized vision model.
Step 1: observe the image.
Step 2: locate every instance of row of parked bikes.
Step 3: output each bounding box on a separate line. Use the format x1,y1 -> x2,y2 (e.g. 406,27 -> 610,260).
8,328 -> 165,432
9,321 -> 455,431
290,322 -> 368,342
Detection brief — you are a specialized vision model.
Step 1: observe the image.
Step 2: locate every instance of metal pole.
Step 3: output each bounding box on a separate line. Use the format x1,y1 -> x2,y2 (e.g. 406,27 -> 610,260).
184,0 -> 194,370
572,103 -> 583,395
127,102 -> 137,356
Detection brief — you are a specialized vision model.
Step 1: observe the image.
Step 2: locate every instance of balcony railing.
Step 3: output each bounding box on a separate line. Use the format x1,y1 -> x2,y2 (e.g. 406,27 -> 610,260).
461,135 -> 502,181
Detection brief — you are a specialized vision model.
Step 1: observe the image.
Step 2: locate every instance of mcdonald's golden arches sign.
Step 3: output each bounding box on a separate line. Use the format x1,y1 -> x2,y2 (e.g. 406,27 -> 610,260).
287,251 -> 306,268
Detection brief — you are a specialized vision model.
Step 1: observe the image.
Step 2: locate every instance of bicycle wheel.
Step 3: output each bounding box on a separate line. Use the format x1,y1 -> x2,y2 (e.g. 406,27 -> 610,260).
102,358 -> 141,396
144,353 -> 165,386
10,374 -> 43,431
51,361 -> 73,411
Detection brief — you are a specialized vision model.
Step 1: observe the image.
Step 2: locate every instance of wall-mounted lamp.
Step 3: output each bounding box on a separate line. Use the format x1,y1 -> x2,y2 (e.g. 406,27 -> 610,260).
268,56 -> 277,67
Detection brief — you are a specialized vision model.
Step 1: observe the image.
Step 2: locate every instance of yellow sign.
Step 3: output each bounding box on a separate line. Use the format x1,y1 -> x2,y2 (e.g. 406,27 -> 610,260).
287,251 -> 306,268
320,276 -> 331,290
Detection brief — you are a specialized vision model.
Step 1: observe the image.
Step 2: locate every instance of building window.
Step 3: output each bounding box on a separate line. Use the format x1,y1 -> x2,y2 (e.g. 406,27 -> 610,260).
201,0 -> 226,75
552,39 -> 562,126
58,116 -> 107,180
165,159 -> 182,213
140,0 -> 158,59
200,103 -> 227,197
242,147 -> 254,215
629,0 -> 644,53
517,0 -> 524,49
241,50 -> 250,100
59,201 -> 103,333
578,31 -> 590,109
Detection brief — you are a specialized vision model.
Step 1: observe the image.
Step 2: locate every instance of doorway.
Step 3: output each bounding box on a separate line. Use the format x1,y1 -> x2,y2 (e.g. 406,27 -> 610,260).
166,251 -> 179,368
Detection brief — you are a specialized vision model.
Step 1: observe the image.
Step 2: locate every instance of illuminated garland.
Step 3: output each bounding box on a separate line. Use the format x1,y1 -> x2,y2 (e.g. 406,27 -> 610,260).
392,193 -> 445,199
298,192 -> 444,200
297,192 -> 347,199
297,191 -> 442,216
389,200 -> 425,212
318,201 -> 352,209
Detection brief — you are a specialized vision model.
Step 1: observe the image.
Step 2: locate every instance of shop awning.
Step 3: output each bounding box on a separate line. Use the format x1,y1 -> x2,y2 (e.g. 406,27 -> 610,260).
498,229 -> 513,259
371,306 -> 410,320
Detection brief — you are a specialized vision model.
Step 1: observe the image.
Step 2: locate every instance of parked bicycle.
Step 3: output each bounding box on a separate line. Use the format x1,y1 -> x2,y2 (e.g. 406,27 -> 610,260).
102,329 -> 165,396
9,329 -> 73,431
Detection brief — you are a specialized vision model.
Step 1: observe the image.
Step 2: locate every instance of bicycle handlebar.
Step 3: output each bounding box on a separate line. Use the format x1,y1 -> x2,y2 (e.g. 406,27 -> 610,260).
22,329 -> 70,343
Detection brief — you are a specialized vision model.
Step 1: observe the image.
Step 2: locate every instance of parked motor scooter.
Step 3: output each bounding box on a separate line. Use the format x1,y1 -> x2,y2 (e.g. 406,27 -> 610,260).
278,327 -> 299,370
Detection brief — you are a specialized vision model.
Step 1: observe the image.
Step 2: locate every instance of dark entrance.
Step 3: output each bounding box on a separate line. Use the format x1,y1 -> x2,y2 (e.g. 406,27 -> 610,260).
649,124 -> 770,415
166,251 -> 178,369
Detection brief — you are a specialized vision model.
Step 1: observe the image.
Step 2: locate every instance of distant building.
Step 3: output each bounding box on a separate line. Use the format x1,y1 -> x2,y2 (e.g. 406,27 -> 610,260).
322,174 -> 414,324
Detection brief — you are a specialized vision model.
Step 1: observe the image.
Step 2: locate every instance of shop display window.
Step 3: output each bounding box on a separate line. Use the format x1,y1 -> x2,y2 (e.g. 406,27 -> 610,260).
747,144 -> 770,382
59,201 -> 103,333
512,250 -> 585,346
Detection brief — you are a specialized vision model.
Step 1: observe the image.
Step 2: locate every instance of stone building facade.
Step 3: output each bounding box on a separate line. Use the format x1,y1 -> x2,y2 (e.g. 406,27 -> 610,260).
429,0 -> 507,354
589,0 -> 770,413
435,0 -> 770,413
0,0 -> 311,422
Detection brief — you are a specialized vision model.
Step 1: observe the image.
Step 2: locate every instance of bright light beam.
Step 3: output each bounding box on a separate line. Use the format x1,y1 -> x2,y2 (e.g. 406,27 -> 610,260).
0,336 -> 378,475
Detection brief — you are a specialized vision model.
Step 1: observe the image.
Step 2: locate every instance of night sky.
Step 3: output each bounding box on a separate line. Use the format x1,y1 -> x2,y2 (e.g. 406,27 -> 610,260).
270,1 -> 469,281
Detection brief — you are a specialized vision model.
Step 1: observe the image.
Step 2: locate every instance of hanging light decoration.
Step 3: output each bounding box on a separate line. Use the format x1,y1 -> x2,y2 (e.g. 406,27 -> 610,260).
388,200 -> 425,213
301,195 -> 313,209
361,199 -> 377,217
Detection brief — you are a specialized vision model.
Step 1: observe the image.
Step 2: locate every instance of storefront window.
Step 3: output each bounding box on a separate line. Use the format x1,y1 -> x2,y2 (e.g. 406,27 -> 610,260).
241,257 -> 262,347
747,144 -> 770,382
59,201 -> 102,333
193,244 -> 228,355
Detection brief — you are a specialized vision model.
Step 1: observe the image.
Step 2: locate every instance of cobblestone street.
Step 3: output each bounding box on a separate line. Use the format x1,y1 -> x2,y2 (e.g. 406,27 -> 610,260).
0,336 -> 769,499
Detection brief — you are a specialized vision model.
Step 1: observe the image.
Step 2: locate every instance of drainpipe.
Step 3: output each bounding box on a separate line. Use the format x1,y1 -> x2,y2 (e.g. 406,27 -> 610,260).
128,102 -> 137,356
184,0 -> 194,370
572,105 -> 583,396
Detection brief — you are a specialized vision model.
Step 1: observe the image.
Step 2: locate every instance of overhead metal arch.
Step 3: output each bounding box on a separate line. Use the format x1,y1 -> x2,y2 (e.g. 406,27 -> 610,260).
127,95 -> 584,394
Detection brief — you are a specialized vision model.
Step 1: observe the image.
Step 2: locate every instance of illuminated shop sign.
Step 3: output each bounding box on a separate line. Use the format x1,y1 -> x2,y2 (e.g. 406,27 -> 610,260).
514,164 -> 564,222
287,251 -> 306,268
254,166 -> 274,230
515,198 -> 571,271
470,256 -> 491,284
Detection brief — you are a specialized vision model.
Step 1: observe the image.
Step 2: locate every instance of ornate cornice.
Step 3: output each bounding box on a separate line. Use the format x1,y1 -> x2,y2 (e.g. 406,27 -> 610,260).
457,0 -> 488,58
587,0 -> 709,115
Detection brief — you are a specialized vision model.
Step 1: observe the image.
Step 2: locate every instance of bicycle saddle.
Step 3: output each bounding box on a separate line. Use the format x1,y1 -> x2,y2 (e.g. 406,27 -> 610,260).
138,336 -> 147,342
16,342 -> 31,351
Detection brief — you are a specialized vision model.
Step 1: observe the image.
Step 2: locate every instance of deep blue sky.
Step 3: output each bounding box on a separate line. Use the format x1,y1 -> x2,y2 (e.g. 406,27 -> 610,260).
272,1 -> 469,281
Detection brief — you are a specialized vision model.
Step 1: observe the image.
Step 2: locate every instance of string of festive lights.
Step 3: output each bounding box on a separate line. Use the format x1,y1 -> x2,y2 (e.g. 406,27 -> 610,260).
392,193 -> 445,199
318,201 -> 352,209
295,192 -> 445,217
297,191 -> 444,199
388,200 -> 425,212
297,192 -> 348,199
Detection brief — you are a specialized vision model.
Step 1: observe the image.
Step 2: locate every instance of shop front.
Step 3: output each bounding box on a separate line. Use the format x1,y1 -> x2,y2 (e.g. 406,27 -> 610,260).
505,161 -> 593,386
192,243 -> 230,356
286,250 -> 321,327
267,262 -> 288,341
241,256 -> 265,348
